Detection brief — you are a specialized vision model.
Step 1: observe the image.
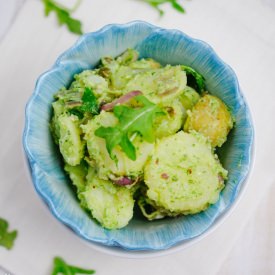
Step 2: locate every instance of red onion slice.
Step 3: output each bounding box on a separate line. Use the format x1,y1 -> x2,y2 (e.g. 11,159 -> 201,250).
161,173 -> 169,179
113,177 -> 134,186
101,90 -> 142,111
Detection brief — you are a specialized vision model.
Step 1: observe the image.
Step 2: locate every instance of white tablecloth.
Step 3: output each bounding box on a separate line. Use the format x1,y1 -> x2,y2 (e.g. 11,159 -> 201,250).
220,183 -> 275,275
0,0 -> 275,274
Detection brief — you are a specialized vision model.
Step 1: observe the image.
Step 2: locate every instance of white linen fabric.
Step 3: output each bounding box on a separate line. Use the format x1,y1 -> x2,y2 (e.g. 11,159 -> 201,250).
0,0 -> 25,41
220,183 -> 275,275
0,0 -> 275,274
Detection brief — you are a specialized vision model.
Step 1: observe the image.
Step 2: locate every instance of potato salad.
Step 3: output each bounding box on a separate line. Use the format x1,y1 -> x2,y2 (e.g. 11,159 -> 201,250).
50,49 -> 233,229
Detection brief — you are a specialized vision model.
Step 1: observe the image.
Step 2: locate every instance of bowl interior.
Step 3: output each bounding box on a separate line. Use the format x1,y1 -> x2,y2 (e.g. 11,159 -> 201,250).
23,21 -> 254,251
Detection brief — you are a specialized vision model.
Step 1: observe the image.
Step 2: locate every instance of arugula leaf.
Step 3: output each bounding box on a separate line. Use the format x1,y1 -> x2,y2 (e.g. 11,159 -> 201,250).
170,0 -> 185,13
42,0 -> 83,35
95,95 -> 164,161
52,257 -> 95,275
181,65 -> 205,93
140,0 -> 185,16
69,88 -> 99,117
68,108 -> 84,119
0,218 -> 17,250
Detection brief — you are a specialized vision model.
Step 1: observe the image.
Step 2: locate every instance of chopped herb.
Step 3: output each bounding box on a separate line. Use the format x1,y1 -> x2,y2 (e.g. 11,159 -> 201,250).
51,257 -> 95,275
70,88 -> 99,116
78,88 -> 99,115
42,0 -> 83,35
95,95 -> 164,161
0,218 -> 17,250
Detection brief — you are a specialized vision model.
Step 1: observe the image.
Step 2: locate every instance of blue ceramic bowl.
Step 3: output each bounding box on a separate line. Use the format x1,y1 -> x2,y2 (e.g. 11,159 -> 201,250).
23,21 -> 254,252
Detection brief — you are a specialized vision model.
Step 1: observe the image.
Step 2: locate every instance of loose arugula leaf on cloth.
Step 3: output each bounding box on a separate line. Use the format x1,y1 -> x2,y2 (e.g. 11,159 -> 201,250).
0,218 -> 18,250
170,0 -> 185,13
69,88 -> 99,118
140,0 -> 185,16
51,257 -> 95,275
95,95 -> 164,161
42,0 -> 83,35
181,65 -> 205,93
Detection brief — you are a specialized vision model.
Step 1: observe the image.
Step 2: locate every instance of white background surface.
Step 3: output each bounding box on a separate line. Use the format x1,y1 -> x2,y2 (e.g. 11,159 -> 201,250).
0,0 -> 275,274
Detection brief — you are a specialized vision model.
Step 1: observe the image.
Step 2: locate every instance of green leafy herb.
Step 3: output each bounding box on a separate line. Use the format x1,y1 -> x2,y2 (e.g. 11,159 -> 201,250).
95,95 -> 164,161
69,88 -> 99,117
181,65 -> 205,93
51,257 -> 95,275
78,88 -> 99,114
68,108 -> 84,119
140,0 -> 185,16
42,0 -> 83,35
170,0 -> 185,13
0,218 -> 17,250
41,0 -> 187,35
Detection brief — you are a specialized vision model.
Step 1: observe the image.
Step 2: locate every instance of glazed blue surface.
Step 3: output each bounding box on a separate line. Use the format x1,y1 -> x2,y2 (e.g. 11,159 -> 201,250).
23,21 -> 254,251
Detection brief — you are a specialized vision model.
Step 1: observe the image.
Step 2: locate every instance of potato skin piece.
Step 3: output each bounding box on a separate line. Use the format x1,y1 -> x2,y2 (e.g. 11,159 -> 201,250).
184,94 -> 233,147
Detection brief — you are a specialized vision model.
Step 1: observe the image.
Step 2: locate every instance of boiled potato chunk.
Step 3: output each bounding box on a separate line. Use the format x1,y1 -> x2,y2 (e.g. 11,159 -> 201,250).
144,131 -> 227,214
184,94 -> 233,147
154,99 -> 184,138
180,86 -> 200,111
71,70 -> 111,102
64,163 -> 87,193
124,65 -> 187,104
81,168 -> 134,229
57,114 -> 84,166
